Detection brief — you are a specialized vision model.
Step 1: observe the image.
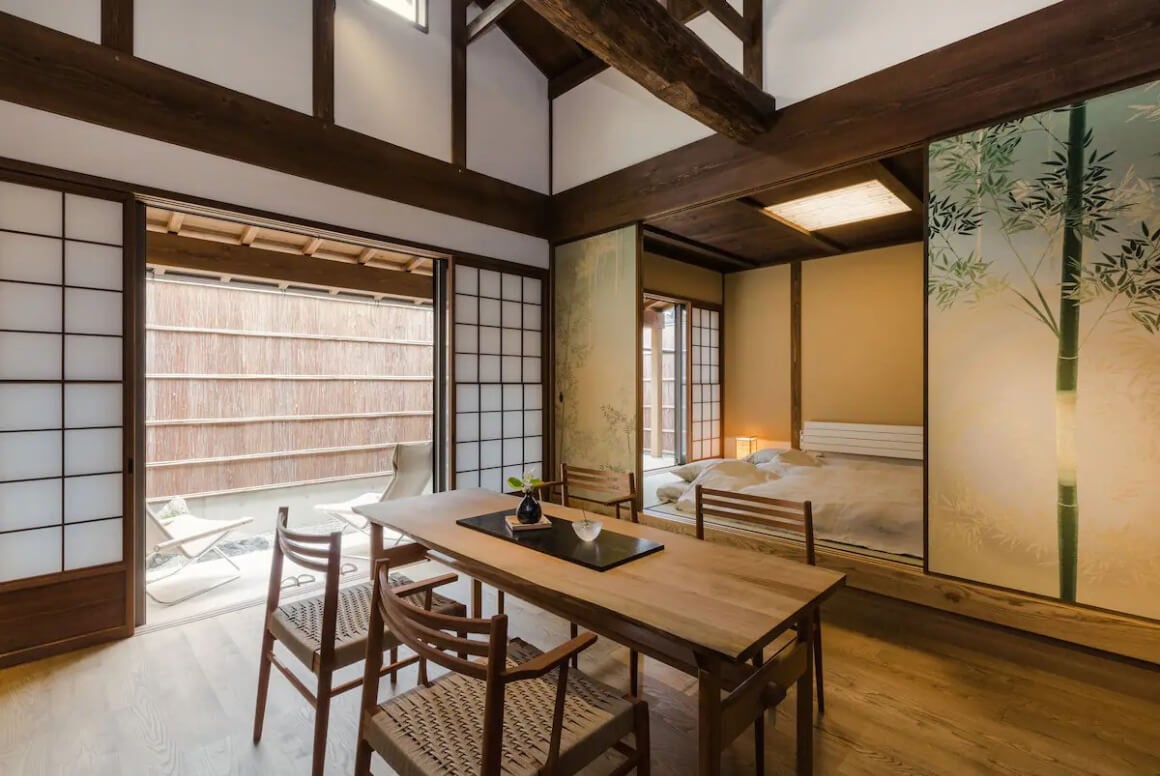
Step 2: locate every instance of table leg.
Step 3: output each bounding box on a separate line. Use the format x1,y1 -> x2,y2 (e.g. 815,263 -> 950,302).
697,657 -> 723,776
369,523 -> 383,577
796,614 -> 814,776
472,579 -> 483,619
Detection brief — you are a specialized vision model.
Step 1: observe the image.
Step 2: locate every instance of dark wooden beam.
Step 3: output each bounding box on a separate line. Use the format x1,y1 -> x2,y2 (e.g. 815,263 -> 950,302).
548,2 -> 709,99
738,197 -> 845,256
742,0 -> 761,86
312,0 -> 335,123
550,0 -> 1160,240
525,0 -> 775,142
872,159 -> 923,212
468,0 -> 523,42
101,0 -> 133,54
451,0 -> 468,167
148,231 -> 433,300
642,225 -> 756,271
696,0 -> 746,40
0,12 -> 548,237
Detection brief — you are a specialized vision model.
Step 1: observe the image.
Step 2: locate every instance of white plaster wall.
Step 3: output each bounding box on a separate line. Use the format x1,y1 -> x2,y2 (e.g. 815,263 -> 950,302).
0,0 -> 100,41
466,7 -> 550,193
552,8 -> 740,193
336,0 -> 452,162
552,0 -> 1064,192
134,0 -> 313,114
0,101 -> 548,268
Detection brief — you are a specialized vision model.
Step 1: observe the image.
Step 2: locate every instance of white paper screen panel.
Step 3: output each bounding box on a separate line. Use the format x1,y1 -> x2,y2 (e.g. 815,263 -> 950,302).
0,181 -> 125,582
800,421 -> 924,460
691,306 -> 721,461
453,265 -> 545,492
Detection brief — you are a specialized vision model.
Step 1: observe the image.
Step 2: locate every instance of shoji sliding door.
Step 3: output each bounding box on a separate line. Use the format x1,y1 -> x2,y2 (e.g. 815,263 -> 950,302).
690,305 -> 722,461
0,174 -> 136,665
451,261 -> 547,491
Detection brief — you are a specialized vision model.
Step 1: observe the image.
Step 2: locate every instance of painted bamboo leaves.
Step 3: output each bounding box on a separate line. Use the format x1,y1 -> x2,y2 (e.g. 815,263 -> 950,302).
928,86 -> 1160,603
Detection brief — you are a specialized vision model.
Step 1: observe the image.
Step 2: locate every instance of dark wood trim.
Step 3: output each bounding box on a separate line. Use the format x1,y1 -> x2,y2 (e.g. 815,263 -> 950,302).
634,223 -> 645,513
696,0 -> 747,40
789,260 -> 802,450
525,0 -> 775,143
451,0 -> 468,167
548,2 -> 709,99
125,199 -> 144,630
642,225 -> 756,271
146,231 -> 435,300
101,0 -> 133,54
467,0 -> 524,42
0,11 -> 549,237
550,0 -> 1160,240
0,624 -> 133,670
741,0 -> 761,86
0,155 -> 546,274
312,0 -> 336,123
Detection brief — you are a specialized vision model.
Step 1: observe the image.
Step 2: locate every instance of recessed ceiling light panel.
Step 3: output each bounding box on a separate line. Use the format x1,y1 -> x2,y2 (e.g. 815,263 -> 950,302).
763,180 -> 911,232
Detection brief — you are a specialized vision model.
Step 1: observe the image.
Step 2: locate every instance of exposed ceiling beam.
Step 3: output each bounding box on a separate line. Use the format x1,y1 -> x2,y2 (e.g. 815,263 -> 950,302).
738,197 -> 846,256
695,0 -> 747,40
550,0 -> 1160,241
239,225 -> 259,245
642,225 -> 756,271
147,231 -> 434,300
524,0 -> 775,142
549,1 -> 708,98
872,159 -> 924,212
0,12 -> 549,238
468,0 -> 524,42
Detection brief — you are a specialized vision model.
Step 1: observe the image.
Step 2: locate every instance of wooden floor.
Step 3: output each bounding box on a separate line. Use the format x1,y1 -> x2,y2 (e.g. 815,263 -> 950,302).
1,573 -> 1157,775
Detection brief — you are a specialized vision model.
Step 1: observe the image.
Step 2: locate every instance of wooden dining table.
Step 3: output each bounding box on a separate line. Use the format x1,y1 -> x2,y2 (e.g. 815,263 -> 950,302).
357,488 -> 846,775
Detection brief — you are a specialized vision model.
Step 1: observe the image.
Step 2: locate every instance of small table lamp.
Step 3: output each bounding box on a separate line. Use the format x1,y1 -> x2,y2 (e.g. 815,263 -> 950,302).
735,436 -> 758,459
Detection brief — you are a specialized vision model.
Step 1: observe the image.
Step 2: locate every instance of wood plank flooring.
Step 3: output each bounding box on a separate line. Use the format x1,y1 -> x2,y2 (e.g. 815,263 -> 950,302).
0,570 -> 1157,775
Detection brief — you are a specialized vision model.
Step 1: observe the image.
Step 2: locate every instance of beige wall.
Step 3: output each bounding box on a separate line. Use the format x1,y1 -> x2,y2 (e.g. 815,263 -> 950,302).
642,252 -> 722,304
802,242 -> 924,426
724,263 -> 793,449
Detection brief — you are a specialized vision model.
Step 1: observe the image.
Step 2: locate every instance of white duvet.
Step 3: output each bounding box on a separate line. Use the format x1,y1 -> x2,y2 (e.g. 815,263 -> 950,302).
666,455 -> 924,557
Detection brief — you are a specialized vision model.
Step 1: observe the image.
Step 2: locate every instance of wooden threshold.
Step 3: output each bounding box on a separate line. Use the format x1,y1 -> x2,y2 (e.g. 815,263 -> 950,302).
638,511 -> 1160,666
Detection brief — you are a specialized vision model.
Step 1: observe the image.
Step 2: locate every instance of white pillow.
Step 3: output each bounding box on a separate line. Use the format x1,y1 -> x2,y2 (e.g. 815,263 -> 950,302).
153,496 -> 190,523
672,459 -> 716,482
655,482 -> 687,502
676,461 -> 779,512
743,447 -> 786,464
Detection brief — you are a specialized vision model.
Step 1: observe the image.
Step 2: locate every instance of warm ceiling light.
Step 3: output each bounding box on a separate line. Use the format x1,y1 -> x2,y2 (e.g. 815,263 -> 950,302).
763,180 -> 911,232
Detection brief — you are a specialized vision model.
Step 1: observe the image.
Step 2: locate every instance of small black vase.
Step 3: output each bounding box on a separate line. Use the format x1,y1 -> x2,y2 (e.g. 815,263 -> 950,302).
516,492 -> 542,524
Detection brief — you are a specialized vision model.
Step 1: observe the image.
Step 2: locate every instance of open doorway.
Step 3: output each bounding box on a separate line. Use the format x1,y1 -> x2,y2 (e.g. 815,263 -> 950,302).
641,295 -> 686,473
140,206 -> 439,627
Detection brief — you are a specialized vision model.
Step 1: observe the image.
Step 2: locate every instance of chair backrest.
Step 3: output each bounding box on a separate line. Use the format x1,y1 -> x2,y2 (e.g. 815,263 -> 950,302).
694,486 -> 816,565
381,440 -> 434,501
143,505 -> 170,551
365,560 -> 512,773
264,508 -> 344,660
560,463 -> 636,503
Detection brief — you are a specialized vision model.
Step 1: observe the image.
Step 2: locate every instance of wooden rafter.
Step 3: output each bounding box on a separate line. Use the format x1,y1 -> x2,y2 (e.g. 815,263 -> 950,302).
148,232 -> 433,300
468,0 -> 524,42
525,0 -> 775,142
695,0 -> 747,40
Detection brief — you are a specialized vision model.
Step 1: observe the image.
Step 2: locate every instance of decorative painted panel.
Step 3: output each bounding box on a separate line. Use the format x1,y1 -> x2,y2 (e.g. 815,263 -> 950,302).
553,226 -> 640,495
927,81 -> 1160,620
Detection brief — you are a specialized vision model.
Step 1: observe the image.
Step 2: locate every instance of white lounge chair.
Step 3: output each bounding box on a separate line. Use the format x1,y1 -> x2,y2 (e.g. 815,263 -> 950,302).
144,505 -> 254,605
313,441 -> 433,545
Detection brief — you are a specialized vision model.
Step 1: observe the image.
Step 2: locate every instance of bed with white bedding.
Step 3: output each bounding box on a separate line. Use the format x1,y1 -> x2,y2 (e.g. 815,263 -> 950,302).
650,423 -> 925,558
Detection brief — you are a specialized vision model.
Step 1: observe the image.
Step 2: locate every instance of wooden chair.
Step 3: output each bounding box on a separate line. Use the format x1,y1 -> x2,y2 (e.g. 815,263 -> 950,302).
558,463 -> 638,523
694,486 -> 824,716
252,507 -> 465,776
356,559 -> 651,776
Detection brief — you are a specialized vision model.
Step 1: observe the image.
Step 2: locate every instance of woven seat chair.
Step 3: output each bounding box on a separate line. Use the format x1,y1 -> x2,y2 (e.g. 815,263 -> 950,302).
695,486 -> 824,774
253,507 -> 465,776
356,559 -> 651,776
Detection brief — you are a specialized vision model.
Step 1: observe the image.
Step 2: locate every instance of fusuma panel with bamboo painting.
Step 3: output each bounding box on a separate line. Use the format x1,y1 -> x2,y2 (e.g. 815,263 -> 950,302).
927,81 -> 1160,620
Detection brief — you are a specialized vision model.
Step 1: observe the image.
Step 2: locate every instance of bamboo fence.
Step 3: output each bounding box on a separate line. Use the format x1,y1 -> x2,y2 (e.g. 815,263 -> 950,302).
145,279 -> 433,499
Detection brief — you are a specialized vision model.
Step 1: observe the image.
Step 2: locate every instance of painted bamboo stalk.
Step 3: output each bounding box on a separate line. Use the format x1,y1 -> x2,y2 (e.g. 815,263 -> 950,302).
1056,103 -> 1086,603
